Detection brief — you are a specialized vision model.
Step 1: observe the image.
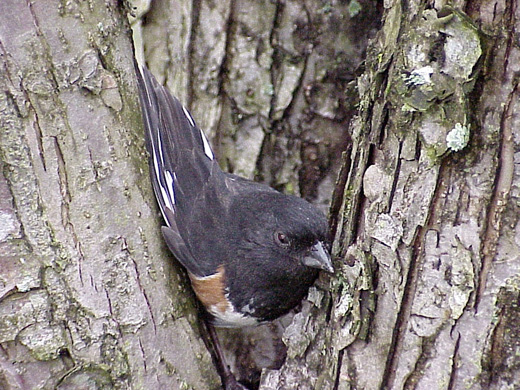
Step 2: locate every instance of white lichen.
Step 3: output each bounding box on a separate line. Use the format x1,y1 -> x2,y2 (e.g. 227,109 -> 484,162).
446,123 -> 470,151
406,66 -> 434,86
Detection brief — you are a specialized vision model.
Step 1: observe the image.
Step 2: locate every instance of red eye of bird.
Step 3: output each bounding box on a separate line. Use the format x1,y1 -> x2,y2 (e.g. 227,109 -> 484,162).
275,231 -> 290,247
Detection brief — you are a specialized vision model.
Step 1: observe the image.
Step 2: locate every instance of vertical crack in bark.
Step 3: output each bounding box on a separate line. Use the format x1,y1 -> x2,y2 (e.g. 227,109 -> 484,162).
501,0 -> 516,75
53,137 -> 71,225
329,147 -> 352,240
447,330 -> 461,390
475,79 -> 517,309
386,141 -> 402,214
267,0 -> 284,120
401,333 -> 426,390
217,0 -> 236,97
138,337 -> 148,373
104,287 -> 124,339
214,0 -> 236,159
32,116 -> 47,171
130,256 -> 157,333
333,348 -> 345,390
487,303 -> 506,386
25,0 -> 43,37
272,53 -> 308,126
336,140 -> 370,257
484,288 -> 520,386
55,137 -> 86,287
381,162 -> 446,389
186,0 -> 201,106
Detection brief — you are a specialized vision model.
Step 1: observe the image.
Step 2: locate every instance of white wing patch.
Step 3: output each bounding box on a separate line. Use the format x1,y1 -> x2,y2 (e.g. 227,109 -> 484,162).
199,129 -> 214,160
165,170 -> 175,205
159,188 -> 172,216
152,126 -> 175,225
182,105 -> 195,127
152,145 -> 172,215
181,104 -> 214,161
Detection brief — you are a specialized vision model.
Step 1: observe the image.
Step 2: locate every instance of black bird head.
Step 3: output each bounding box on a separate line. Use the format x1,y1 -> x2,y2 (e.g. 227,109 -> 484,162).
230,190 -> 333,275
265,192 -> 332,273
224,190 -> 332,321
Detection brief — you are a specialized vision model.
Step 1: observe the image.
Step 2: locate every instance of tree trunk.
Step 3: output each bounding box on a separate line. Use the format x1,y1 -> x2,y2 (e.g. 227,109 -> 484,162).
261,1 -> 520,390
0,1 -> 218,389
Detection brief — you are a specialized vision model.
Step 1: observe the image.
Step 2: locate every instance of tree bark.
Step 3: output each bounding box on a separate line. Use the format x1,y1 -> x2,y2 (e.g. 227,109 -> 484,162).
261,1 -> 520,390
0,1 -> 218,389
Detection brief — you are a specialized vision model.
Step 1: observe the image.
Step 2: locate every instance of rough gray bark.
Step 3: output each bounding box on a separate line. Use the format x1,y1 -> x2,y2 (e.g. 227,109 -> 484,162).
0,1 -> 218,389
262,1 -> 520,390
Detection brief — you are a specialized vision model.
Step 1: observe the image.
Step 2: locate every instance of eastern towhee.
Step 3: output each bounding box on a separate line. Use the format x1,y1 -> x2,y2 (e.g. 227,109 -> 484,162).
136,65 -> 333,389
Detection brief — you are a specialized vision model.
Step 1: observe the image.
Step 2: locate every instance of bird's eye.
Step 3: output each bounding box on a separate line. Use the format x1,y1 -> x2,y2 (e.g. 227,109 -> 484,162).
275,231 -> 291,248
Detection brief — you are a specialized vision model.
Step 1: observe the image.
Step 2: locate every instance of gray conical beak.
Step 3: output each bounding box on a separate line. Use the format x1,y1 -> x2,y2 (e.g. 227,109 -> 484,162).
302,241 -> 334,273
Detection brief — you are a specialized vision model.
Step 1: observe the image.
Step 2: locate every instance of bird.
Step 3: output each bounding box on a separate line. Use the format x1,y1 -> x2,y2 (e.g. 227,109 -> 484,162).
135,65 -> 333,390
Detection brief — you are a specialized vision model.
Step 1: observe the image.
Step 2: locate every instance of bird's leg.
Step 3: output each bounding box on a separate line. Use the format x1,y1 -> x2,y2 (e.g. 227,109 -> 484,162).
205,320 -> 249,390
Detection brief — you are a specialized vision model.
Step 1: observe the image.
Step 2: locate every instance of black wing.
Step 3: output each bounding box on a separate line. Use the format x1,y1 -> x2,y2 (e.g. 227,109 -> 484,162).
136,65 -> 224,277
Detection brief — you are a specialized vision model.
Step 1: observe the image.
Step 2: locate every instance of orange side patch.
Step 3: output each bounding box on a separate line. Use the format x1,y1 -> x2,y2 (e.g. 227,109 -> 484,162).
189,266 -> 228,314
